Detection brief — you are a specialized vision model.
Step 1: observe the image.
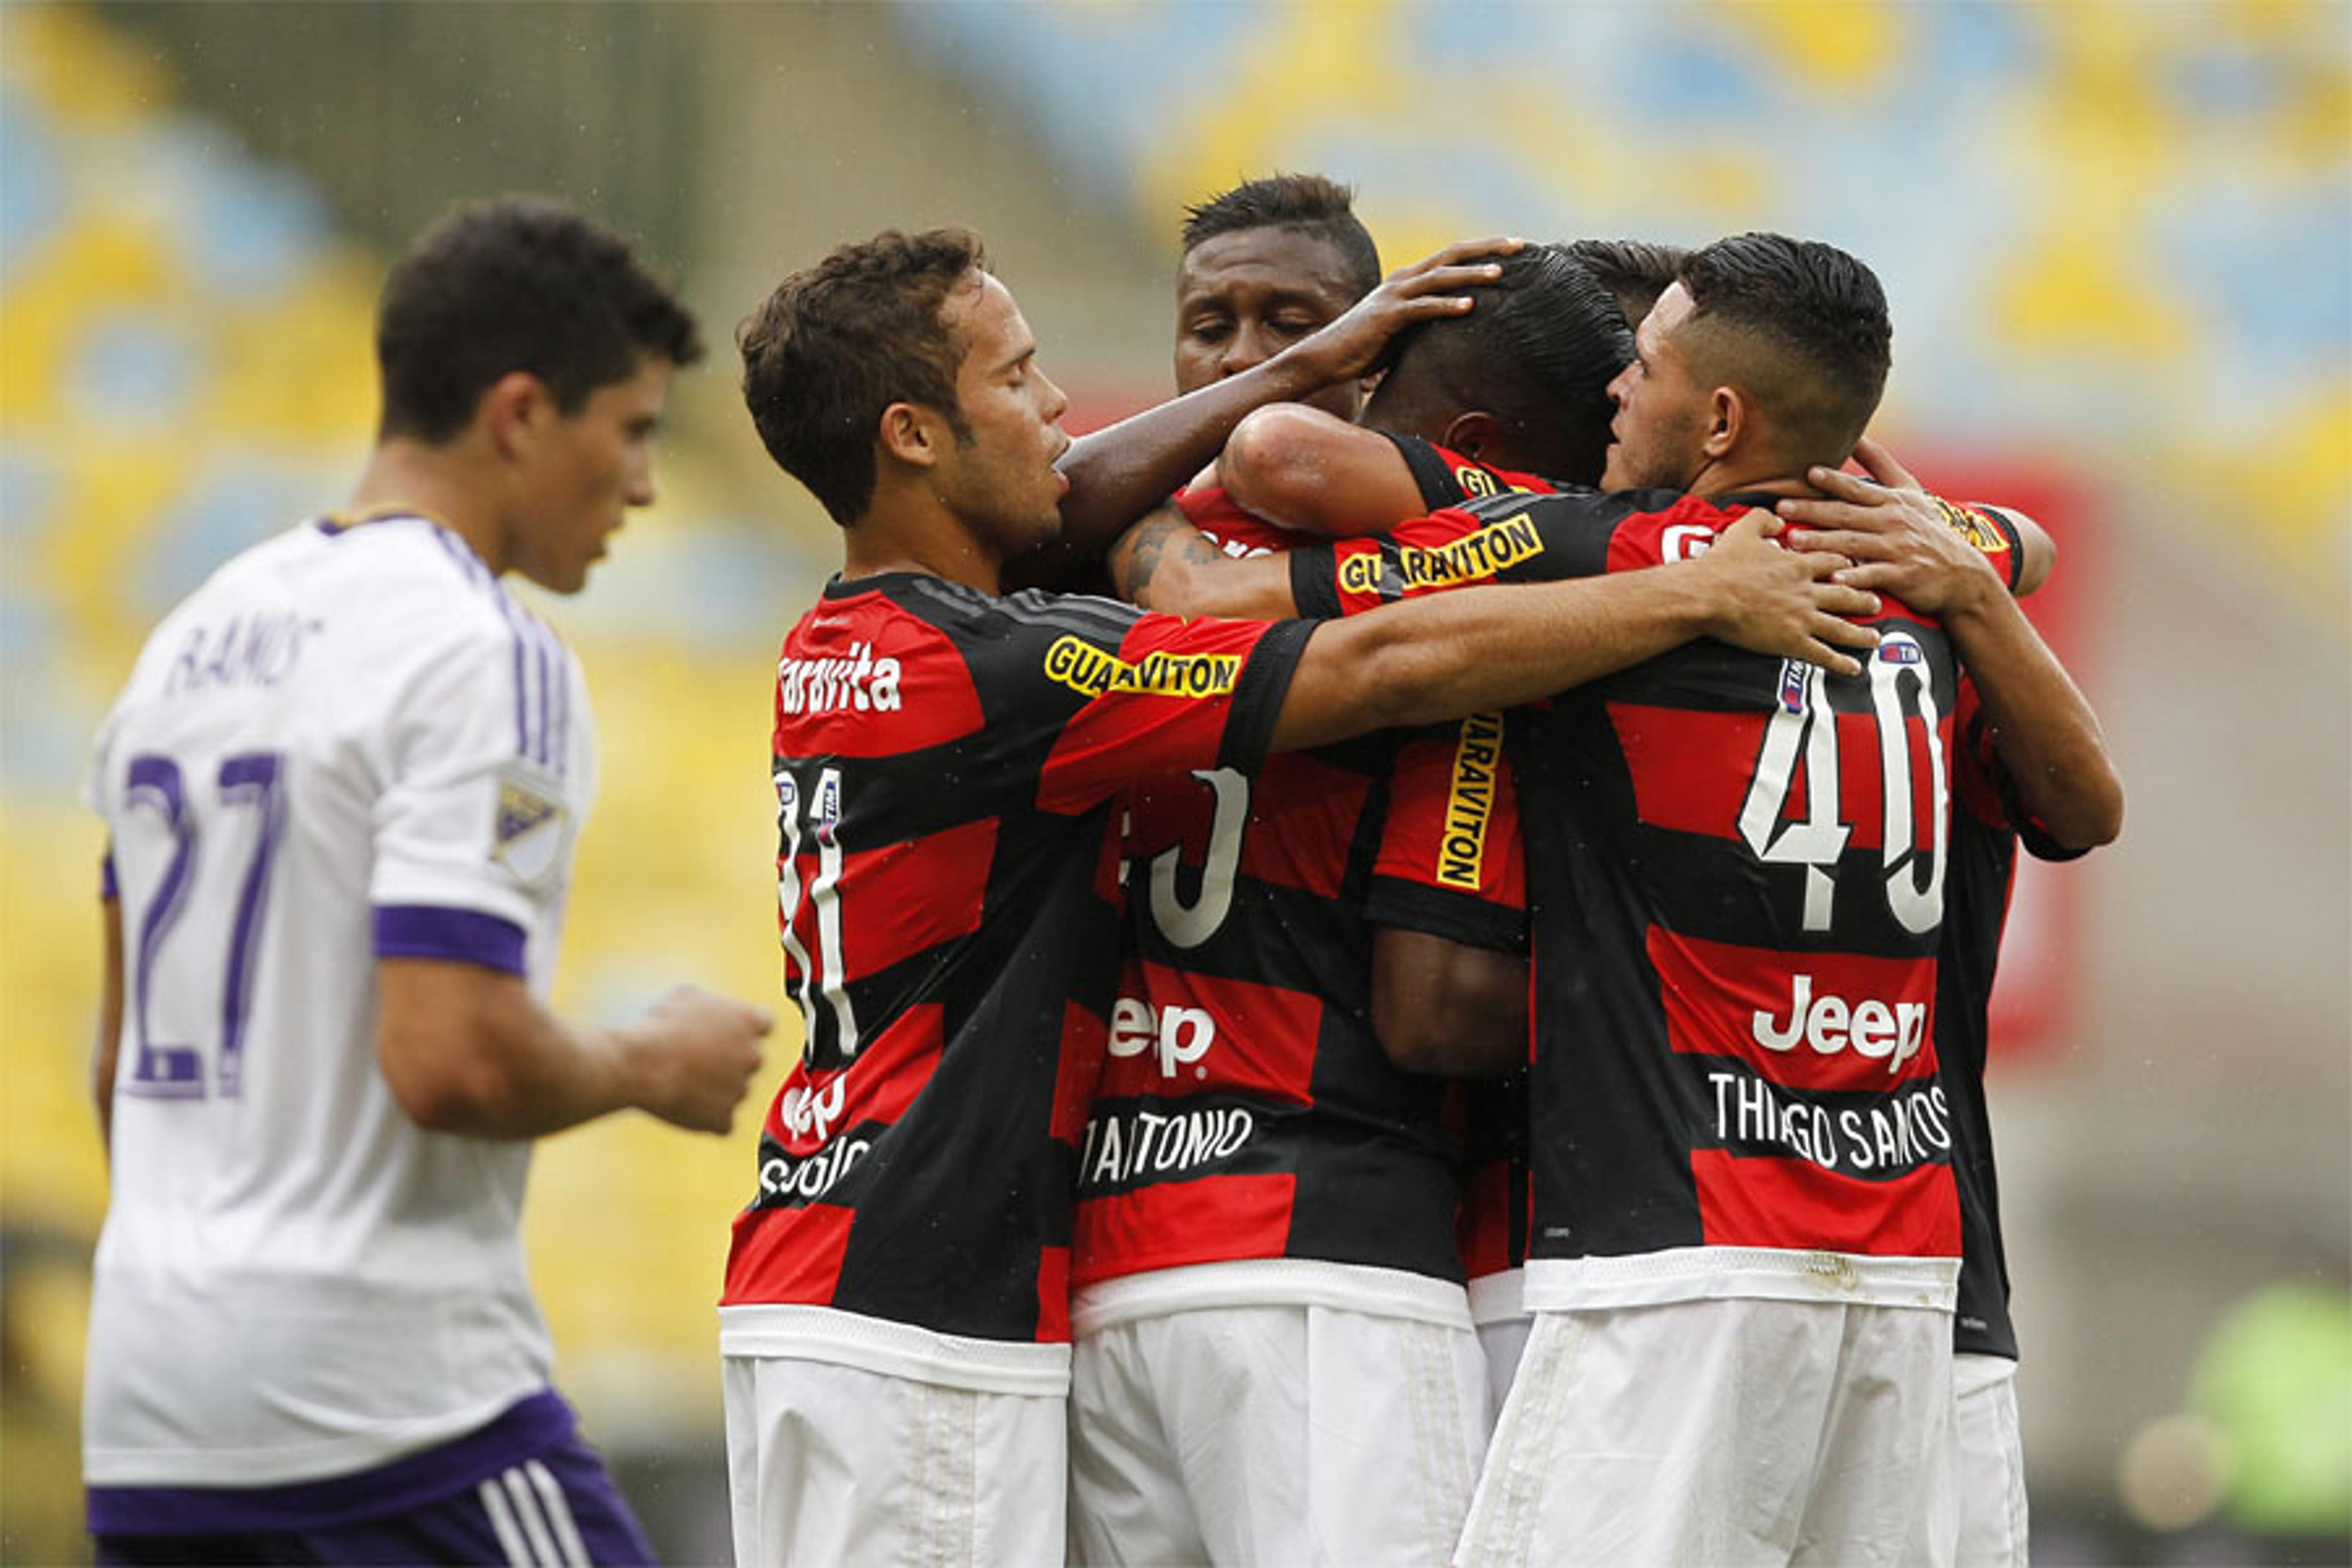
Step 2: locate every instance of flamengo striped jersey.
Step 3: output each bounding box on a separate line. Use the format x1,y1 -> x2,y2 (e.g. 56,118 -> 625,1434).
721,573 -> 1309,1385
82,516 -> 586,1499
1072,477 -> 1525,1313
1292,488 -> 1982,1313
1378,437 -> 1545,1306
1942,680 -> 2085,1360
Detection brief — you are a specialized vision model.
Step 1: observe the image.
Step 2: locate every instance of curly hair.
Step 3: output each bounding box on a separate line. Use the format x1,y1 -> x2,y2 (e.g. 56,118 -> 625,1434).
738,228 -> 987,527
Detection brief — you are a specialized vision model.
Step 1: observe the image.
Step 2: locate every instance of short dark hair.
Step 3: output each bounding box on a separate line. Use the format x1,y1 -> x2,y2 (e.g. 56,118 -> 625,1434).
1560,238 -> 1689,332
1180,174 -> 1382,300
1676,233 -> 1891,469
1366,245 -> 1634,484
375,195 -> 702,443
738,228 -> 986,528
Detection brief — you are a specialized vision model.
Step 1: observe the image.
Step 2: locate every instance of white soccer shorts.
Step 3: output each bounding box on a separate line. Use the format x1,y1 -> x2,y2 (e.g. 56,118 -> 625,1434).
1954,1352 -> 2028,1566
1474,1316 -> 1532,1436
722,1355 -> 1064,1567
1457,1296 -> 1958,1567
1067,1303 -> 1488,1566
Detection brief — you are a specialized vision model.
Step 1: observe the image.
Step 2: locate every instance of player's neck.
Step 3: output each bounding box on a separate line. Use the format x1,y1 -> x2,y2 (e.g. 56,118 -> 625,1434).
842,510 -> 997,595
349,439 -> 510,573
840,477 -> 1006,595
1690,458 -> 1815,505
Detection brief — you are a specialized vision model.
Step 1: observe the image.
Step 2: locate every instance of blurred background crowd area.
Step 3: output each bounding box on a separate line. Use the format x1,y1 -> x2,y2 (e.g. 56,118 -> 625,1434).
2,3 -> 2344,1562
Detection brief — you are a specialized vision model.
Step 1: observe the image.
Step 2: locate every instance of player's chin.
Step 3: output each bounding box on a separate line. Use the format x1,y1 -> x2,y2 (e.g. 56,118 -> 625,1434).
540,557 -> 596,596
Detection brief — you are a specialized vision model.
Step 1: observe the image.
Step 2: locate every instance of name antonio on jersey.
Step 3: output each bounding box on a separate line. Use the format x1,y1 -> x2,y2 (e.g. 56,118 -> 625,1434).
1077,1101 -> 1258,1192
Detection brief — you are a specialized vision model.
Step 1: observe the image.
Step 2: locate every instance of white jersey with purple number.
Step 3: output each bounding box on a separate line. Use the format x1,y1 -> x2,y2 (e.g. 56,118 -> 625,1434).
81,514 -> 593,1489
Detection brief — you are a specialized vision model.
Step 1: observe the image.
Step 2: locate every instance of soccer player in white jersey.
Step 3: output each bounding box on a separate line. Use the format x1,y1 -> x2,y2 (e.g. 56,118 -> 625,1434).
81,195 -> 772,1566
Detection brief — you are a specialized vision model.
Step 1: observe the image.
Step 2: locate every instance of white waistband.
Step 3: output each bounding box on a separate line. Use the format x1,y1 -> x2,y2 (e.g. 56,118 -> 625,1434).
718,1305 -> 1071,1396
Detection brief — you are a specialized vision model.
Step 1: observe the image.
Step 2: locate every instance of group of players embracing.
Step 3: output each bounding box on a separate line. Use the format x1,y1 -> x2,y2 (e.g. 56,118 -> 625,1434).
85,176 -> 2117,1568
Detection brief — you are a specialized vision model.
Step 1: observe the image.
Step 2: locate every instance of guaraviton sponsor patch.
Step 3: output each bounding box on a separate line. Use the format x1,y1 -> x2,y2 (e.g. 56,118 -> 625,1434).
1044,636 -> 1241,700
1438,710 -> 1506,889
1336,510 -> 1543,597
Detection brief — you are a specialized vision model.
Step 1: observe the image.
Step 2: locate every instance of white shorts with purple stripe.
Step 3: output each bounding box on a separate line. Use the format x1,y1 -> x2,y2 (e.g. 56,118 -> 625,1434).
89,1392 -> 652,1567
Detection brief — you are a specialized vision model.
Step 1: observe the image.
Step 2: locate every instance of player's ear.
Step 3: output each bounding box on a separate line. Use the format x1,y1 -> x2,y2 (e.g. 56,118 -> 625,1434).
877,401 -> 944,471
1703,385 -> 1745,460
1442,410 -> 1501,461
481,371 -> 553,459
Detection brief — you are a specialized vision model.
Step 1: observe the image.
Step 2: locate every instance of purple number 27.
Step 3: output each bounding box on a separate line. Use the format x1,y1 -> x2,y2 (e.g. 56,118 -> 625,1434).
121,751 -> 285,1100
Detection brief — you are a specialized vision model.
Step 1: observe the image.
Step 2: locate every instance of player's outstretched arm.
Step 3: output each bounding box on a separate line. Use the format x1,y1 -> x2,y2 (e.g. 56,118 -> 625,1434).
1372,927 -> 1528,1077
1778,453 -> 2122,850
1112,502 -> 1300,619
378,961 -> 772,1139
94,892 -> 124,1155
1052,239 -> 1521,556
1265,512 -> 1881,752
1219,404 -> 1430,538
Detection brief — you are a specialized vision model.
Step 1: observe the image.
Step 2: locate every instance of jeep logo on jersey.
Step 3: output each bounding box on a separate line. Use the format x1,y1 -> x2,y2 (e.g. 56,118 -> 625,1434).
1751,973 -> 1928,1075
778,1077 -> 846,1143
1044,638 -> 1240,701
1108,997 -> 1215,1079
1335,510 -> 1543,597
777,640 -> 902,715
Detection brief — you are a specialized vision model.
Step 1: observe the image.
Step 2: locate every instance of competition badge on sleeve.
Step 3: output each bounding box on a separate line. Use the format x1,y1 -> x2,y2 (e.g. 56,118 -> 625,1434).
492,765 -> 570,888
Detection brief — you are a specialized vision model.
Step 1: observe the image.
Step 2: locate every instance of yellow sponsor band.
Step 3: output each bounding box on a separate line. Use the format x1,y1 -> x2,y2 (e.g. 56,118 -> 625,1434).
1336,511 -> 1545,601
1438,710 -> 1505,889
1934,497 -> 2011,557
1044,635 -> 1242,700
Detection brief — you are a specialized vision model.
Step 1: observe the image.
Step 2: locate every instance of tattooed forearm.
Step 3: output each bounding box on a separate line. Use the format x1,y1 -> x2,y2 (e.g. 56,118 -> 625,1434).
1110,510 -> 1221,605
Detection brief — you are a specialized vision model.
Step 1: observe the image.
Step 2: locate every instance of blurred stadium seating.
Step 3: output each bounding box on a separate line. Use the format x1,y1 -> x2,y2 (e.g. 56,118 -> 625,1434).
895,0 -> 2350,625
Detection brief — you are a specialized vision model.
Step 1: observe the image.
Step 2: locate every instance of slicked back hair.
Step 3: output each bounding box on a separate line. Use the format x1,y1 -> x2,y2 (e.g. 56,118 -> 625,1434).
376,195 -> 702,444
1364,245 -> 1634,486
1180,174 -> 1382,300
739,228 -> 986,528
1676,233 -> 1891,470
1561,237 -> 1689,333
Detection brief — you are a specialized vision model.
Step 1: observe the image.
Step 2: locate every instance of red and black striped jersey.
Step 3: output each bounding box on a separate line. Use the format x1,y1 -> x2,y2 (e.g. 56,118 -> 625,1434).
1077,472 -> 1533,1306
1172,483 -> 1292,558
1378,436 -> 1545,1296
722,572 -> 1309,1355
1382,431 -> 1556,511
1074,483 -> 1506,1297
1941,682 -> 2086,1360
1291,489 -> 1973,1311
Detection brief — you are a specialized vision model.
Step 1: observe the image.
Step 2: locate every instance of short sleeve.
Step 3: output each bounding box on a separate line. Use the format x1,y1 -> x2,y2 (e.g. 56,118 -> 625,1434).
1381,434 -> 1559,508
1932,497 -> 2026,592
1288,491 -> 1619,620
369,617 -> 590,973
1951,677 -> 2087,866
958,592 -> 1312,816
1364,713 -> 1528,954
